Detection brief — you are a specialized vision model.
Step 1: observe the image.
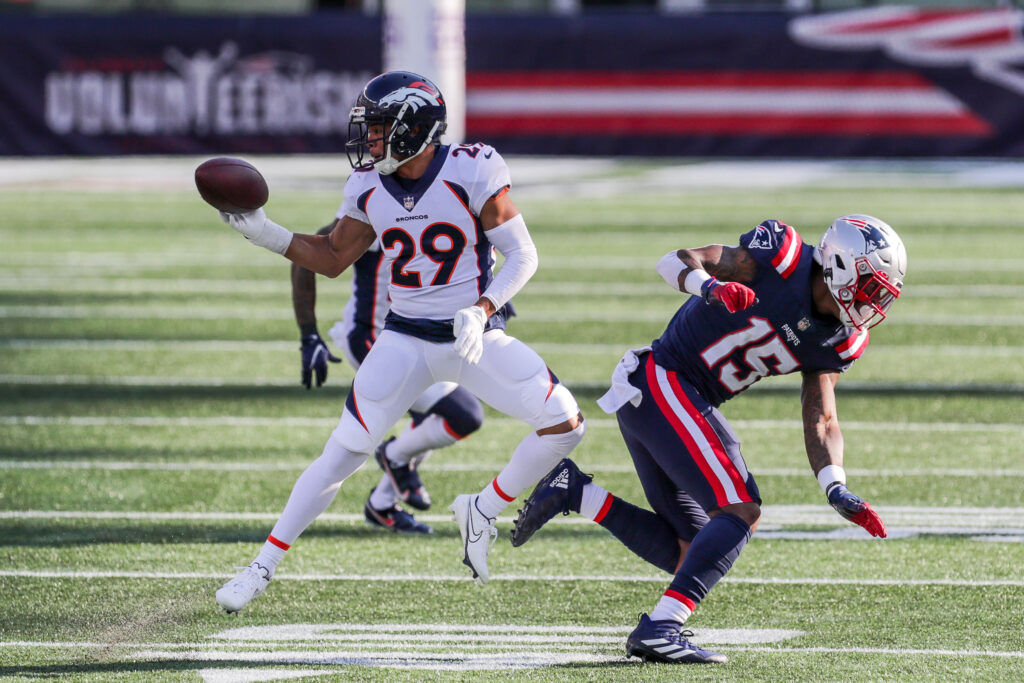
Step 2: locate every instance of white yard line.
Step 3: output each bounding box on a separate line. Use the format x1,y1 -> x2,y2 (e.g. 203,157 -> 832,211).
2,414 -> 1021,434
3,276 -> 1022,299
3,460 -> 1024,478
2,304 -> 1024,326
1,569 -> 1022,586
2,339 -> 1021,357
3,506 -> 1022,528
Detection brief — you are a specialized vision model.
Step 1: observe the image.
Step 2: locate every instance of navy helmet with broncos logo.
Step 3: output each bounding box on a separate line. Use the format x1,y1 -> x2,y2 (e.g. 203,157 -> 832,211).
346,71 -> 447,176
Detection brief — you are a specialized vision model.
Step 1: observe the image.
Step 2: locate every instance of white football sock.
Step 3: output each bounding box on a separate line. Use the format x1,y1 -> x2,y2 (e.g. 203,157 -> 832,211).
368,474 -> 397,509
253,538 -> 288,577
475,423 -> 586,519
579,483 -> 611,520
650,592 -> 694,624
386,415 -> 457,465
269,436 -> 369,543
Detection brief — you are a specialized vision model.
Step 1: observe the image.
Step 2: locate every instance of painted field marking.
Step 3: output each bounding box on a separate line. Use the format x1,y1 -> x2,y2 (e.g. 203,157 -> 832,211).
3,460 -> 1024,480
3,338 -> 1021,358
3,275 -> 1022,299
2,304 -> 1023,326
2,415 -> 1021,434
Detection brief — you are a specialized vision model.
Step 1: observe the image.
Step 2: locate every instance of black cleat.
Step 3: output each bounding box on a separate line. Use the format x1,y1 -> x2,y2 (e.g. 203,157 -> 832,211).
510,458 -> 592,547
375,437 -> 432,510
363,495 -> 433,535
625,613 -> 727,664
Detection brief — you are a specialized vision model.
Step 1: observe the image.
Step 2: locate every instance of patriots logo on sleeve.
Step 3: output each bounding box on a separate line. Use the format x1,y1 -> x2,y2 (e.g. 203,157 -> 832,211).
747,224 -> 774,249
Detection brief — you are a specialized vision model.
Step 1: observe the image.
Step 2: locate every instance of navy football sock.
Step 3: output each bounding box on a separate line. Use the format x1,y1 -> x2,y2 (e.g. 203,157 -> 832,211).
669,512 -> 751,605
596,496 -> 681,574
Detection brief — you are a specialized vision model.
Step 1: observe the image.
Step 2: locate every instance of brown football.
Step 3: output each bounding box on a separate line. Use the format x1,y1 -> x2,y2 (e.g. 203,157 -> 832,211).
195,157 -> 269,213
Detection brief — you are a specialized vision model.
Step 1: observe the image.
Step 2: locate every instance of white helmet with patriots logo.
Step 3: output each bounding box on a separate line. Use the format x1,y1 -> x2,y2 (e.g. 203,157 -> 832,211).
815,214 -> 907,330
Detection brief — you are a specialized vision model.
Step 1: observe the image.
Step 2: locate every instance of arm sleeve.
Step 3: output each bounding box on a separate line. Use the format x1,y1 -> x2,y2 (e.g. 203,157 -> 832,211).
739,219 -> 804,280
480,214 -> 538,310
337,173 -> 373,223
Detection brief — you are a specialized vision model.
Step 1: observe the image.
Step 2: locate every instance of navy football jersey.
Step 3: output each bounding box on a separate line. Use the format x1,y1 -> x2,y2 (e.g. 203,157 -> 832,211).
651,220 -> 869,407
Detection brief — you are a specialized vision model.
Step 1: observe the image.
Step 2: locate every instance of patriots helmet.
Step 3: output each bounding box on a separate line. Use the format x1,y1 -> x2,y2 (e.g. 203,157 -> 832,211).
815,214 -> 907,330
346,71 -> 447,176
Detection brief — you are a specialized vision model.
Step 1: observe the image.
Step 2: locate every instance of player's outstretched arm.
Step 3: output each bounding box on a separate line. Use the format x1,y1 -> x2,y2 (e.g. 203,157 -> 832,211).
656,245 -> 757,313
285,215 -> 377,278
292,223 -> 341,389
801,370 -> 887,538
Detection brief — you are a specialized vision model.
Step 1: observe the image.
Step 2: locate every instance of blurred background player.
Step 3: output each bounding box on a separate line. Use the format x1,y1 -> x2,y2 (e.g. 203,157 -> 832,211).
214,70 -> 585,613
293,233 -> 490,534
512,215 -> 907,664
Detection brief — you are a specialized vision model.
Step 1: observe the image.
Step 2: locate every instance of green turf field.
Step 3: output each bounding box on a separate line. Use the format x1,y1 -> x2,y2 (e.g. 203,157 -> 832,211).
1,161 -> 1023,681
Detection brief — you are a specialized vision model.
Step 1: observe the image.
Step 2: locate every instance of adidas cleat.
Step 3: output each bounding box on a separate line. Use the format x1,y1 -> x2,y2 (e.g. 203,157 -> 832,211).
449,493 -> 497,585
510,457 -> 592,547
215,562 -> 271,614
363,496 -> 433,535
625,613 -> 727,664
375,437 -> 432,510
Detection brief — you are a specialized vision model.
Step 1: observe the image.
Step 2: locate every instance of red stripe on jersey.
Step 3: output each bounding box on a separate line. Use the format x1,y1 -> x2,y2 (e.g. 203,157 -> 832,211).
593,493 -> 614,523
492,477 -> 515,502
645,356 -> 731,507
665,369 -> 752,503
836,329 -> 870,360
770,224 -> 803,279
267,534 -> 291,550
664,589 -> 697,611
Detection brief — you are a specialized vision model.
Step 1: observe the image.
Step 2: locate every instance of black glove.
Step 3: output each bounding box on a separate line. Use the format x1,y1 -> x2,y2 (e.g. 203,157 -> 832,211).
300,332 -> 340,389
827,484 -> 887,538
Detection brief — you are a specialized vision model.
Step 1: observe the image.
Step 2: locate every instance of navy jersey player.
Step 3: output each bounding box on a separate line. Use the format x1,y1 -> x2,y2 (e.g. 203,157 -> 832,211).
212,71 -> 585,613
292,234 -> 491,534
512,215 -> 907,664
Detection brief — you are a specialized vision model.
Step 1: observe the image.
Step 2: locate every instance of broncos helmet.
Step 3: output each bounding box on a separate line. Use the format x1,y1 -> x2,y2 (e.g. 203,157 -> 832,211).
346,71 -> 447,176
815,214 -> 907,330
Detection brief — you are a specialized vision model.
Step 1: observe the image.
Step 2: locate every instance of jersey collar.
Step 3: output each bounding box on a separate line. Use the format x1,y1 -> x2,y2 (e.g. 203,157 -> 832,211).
379,145 -> 450,212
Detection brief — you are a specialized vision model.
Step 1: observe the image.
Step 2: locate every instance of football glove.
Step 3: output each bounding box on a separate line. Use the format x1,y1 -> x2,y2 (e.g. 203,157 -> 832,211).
453,305 -> 487,365
827,484 -> 887,538
300,332 -> 340,389
701,278 -> 756,314
219,209 -> 293,255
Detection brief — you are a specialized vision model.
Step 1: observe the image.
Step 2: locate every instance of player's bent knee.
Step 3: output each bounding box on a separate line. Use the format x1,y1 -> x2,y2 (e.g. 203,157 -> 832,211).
718,501 -> 761,528
537,383 -> 581,427
536,419 -> 585,456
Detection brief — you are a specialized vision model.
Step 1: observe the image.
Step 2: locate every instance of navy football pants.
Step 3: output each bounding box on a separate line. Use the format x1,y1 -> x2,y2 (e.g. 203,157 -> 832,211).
616,353 -> 760,542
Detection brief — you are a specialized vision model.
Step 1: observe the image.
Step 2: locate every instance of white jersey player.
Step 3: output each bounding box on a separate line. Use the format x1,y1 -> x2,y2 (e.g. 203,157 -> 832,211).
214,71 -> 586,613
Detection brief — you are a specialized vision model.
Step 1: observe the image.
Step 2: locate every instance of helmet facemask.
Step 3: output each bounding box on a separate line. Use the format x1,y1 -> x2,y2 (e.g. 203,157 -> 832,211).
818,214 -> 907,331
346,103 -> 445,176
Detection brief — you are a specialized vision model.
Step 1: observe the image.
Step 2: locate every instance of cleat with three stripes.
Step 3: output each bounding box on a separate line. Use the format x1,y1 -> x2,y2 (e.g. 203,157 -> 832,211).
625,613 -> 727,664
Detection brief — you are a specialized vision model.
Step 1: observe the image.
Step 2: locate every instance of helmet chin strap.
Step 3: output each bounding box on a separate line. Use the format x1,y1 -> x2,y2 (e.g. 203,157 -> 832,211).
375,120 -> 443,176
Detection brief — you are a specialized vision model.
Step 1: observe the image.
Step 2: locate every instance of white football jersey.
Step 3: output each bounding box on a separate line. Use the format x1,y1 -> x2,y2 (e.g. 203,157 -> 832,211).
338,143 -> 511,320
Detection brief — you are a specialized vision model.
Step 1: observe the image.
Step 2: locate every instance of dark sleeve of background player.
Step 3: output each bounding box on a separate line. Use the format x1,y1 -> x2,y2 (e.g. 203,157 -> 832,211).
291,223 -> 337,336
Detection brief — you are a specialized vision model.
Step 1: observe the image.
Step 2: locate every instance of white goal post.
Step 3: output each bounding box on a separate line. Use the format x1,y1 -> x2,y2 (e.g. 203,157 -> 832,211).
382,0 -> 467,145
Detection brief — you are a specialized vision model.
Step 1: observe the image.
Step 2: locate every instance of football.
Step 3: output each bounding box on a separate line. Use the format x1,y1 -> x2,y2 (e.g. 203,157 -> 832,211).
194,157 -> 269,213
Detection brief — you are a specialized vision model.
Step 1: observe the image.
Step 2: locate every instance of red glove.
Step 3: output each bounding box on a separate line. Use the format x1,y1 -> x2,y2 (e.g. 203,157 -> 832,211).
701,278 -> 757,314
828,484 -> 887,538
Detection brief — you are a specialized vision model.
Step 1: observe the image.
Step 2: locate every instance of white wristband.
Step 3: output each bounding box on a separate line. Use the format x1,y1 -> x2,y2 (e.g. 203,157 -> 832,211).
817,465 -> 847,494
255,217 -> 294,256
683,268 -> 713,296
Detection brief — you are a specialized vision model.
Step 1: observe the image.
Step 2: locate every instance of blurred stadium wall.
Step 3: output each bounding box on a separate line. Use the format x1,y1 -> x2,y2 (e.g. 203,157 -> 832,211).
1,0 -> 1023,156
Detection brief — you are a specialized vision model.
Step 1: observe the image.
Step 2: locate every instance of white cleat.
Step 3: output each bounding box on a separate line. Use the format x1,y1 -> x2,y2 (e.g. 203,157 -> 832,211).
449,493 -> 497,586
215,562 -> 271,614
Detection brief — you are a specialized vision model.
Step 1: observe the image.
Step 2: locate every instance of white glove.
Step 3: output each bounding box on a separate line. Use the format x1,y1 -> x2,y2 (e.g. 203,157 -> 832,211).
219,208 -> 293,255
452,305 -> 488,365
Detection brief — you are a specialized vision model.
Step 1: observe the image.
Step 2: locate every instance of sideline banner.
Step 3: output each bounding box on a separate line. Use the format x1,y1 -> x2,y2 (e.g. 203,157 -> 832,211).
0,14 -> 380,155
2,9 -> 1023,157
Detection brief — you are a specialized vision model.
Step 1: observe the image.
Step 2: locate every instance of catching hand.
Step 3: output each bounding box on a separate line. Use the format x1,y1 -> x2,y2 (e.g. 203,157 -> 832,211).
702,278 -> 756,313
827,484 -> 887,538
219,209 -> 292,255
300,333 -> 341,389
453,305 -> 488,365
